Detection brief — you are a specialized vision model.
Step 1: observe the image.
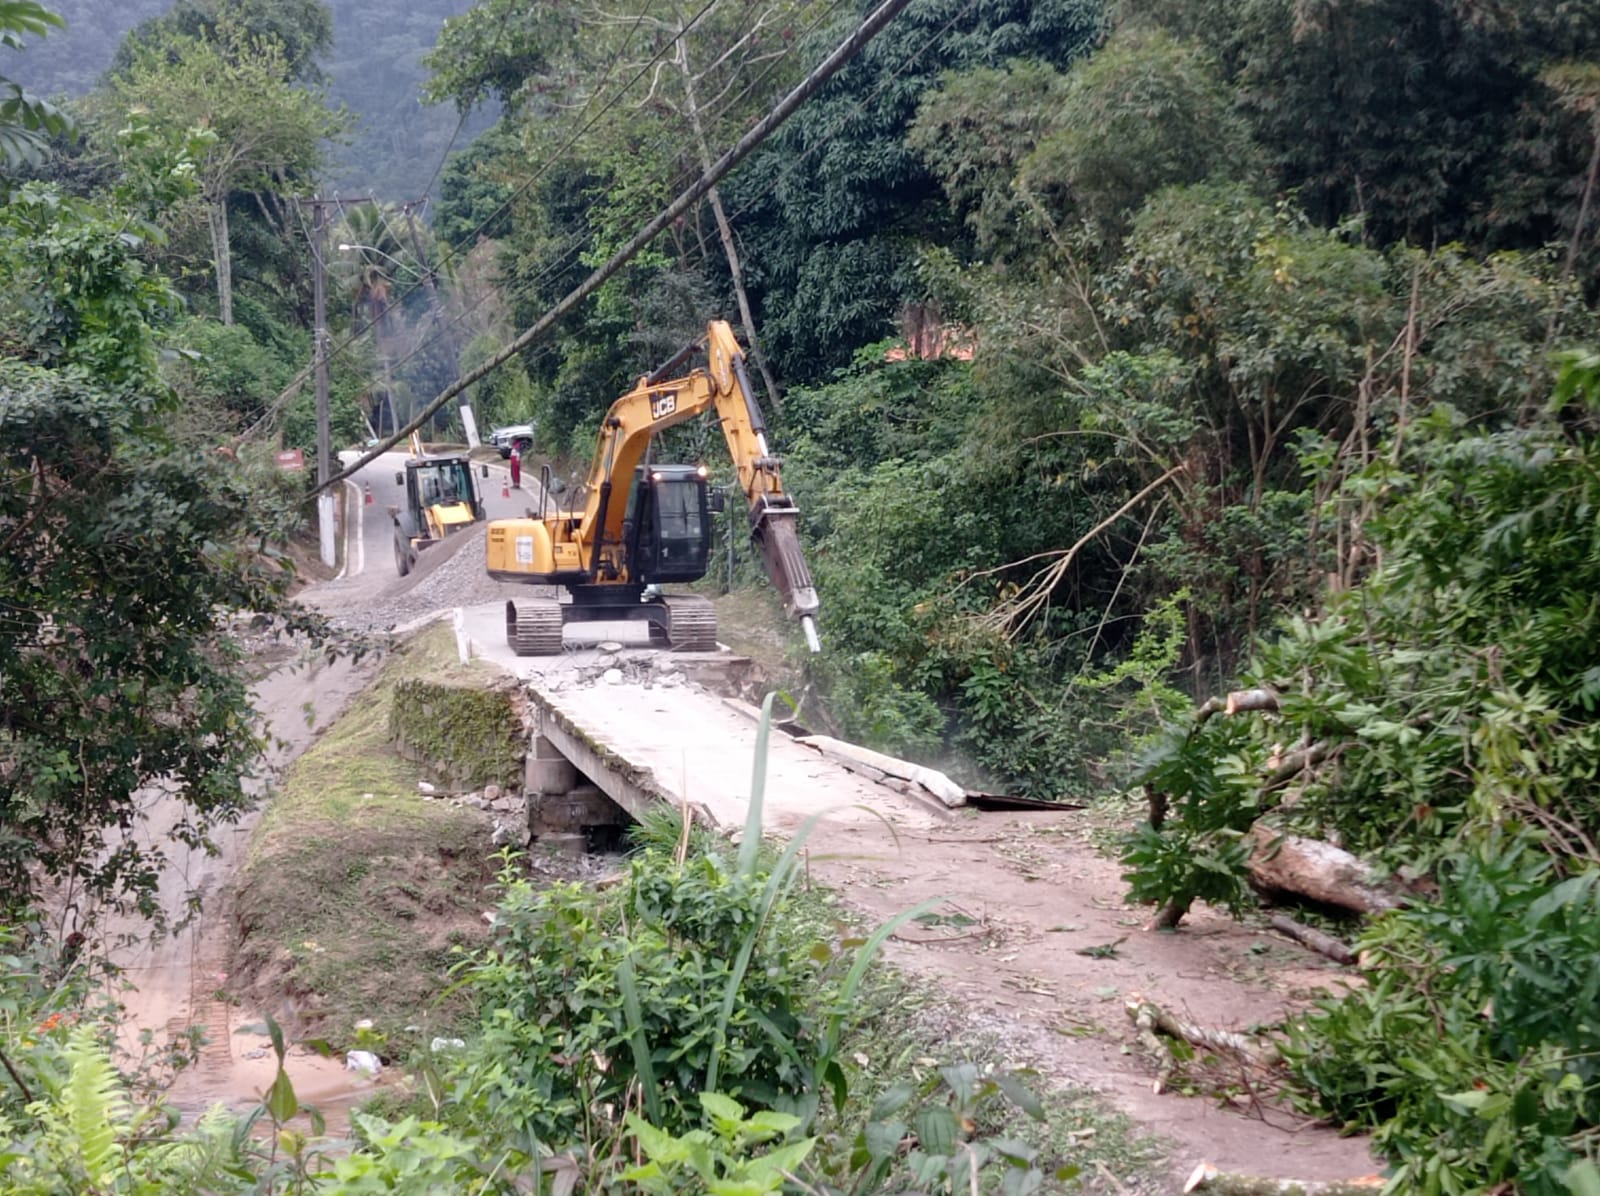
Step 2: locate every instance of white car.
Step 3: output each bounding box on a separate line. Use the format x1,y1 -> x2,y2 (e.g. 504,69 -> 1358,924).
489,424 -> 534,459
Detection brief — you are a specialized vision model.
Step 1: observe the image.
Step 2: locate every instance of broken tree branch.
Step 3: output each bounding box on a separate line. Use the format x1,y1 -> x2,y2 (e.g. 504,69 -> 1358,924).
962,464 -> 1187,639
1194,688 -> 1280,724
1124,995 -> 1280,1071
1145,898 -> 1188,931
1262,743 -> 1330,792
1184,1162 -> 1383,1196
1267,914 -> 1356,965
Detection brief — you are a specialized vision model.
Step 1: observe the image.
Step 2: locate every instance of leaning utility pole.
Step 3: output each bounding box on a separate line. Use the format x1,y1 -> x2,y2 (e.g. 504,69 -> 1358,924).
316,0 -> 918,496
672,6 -> 783,412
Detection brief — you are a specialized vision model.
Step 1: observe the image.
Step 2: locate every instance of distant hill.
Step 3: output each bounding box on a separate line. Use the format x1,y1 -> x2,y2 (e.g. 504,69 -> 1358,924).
6,0 -> 494,202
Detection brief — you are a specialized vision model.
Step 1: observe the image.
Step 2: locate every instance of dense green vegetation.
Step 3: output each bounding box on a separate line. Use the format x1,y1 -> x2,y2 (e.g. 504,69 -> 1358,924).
7,0 -> 494,200
0,718 -> 1101,1194
5,0 -> 1600,1187
0,2 -> 348,923
418,0 -> 1600,1184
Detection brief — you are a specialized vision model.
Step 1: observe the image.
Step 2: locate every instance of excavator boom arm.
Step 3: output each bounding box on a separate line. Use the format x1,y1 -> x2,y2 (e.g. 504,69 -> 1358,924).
575,321 -> 820,648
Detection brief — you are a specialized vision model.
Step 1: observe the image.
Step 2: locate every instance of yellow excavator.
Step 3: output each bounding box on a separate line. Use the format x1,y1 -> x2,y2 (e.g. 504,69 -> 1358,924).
485,320 -> 820,655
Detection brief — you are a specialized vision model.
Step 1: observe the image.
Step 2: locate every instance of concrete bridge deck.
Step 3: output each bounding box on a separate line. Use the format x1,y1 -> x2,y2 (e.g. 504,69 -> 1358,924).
455,600 -> 944,838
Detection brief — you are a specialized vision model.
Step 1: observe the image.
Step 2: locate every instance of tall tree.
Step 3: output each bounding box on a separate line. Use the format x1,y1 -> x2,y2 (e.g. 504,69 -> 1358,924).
730,0 -> 1106,384
110,0 -> 333,83
101,21 -> 344,325
1141,0 -> 1600,253
0,91 -> 343,923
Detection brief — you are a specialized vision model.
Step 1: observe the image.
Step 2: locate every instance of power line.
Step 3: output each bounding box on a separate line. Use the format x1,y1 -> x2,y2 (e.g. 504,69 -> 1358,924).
315,0 -> 920,496
401,0 -> 915,368
385,0 -> 862,340
416,0 -> 522,202
236,0 -> 718,446
723,0 -> 983,225
275,0 -> 927,445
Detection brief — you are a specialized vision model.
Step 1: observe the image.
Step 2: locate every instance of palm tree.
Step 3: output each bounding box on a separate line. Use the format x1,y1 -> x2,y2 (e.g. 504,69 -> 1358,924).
332,205 -> 415,429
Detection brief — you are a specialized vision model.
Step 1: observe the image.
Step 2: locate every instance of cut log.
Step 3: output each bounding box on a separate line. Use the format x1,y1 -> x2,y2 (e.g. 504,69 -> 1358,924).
1195,688 -> 1279,724
1262,742 -> 1330,791
1246,827 -> 1404,916
1184,1161 -> 1383,1195
1267,914 -> 1356,965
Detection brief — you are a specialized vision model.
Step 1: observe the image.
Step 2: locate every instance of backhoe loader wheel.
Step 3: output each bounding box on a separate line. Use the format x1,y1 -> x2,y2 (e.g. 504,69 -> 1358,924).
394,534 -> 412,577
507,599 -> 563,656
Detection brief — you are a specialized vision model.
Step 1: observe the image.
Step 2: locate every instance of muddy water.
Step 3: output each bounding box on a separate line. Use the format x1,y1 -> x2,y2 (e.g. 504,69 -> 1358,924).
103,649 -> 383,1135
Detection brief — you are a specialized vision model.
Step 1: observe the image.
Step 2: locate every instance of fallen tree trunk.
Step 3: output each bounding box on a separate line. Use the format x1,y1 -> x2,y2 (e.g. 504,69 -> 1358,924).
1185,1162 -> 1384,1195
1267,914 -> 1356,965
1247,827 -> 1405,916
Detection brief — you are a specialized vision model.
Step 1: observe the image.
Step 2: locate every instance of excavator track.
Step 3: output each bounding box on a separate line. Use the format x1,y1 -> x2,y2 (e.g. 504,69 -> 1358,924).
507,599 -> 564,656
660,594 -> 717,652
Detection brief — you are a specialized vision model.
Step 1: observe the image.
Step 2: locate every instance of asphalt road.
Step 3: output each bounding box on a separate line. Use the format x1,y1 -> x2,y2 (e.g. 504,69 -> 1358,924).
339,449 -> 542,585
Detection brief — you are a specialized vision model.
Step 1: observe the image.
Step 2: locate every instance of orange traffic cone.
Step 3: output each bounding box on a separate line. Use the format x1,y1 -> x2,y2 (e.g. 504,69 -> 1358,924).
364,482 -> 373,505
501,479 -> 510,498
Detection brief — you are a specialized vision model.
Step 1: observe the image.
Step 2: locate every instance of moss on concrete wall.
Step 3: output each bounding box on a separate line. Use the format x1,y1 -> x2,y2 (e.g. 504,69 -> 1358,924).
389,679 -> 525,791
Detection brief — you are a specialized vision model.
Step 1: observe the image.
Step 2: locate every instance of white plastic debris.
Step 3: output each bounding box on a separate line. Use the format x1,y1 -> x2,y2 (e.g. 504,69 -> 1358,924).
417,781 -> 437,795
602,668 -> 624,685
345,1050 -> 382,1077
430,1037 -> 466,1053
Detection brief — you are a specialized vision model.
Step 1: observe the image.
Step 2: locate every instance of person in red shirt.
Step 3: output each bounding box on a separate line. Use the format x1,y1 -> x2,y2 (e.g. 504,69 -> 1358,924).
509,445 -> 522,489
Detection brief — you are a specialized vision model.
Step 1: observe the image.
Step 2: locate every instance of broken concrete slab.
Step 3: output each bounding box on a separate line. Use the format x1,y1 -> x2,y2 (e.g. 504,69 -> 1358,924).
521,677 -> 942,835
794,735 -> 967,809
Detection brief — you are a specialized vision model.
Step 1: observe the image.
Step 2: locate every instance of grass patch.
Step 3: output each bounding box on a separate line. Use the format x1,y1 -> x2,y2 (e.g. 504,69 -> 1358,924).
713,586 -> 802,677
232,625 -> 504,1057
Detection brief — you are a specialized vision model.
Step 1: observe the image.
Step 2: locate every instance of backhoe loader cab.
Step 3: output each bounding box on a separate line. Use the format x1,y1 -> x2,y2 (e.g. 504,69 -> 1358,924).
392,454 -> 482,577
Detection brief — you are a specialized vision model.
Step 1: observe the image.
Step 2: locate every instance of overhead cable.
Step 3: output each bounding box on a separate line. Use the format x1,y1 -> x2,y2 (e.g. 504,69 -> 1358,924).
313,0 -> 920,495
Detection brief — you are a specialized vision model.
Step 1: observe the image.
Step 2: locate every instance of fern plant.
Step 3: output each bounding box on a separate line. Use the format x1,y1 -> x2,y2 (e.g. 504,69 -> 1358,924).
3,1027 -> 130,1195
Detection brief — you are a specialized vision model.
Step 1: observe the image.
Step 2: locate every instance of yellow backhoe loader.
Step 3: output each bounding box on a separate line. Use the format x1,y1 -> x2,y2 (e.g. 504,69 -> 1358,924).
392,431 -> 484,576
485,320 -> 820,654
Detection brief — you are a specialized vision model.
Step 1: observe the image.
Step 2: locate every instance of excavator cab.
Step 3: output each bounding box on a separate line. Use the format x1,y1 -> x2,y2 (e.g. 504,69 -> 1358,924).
624,464 -> 712,584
